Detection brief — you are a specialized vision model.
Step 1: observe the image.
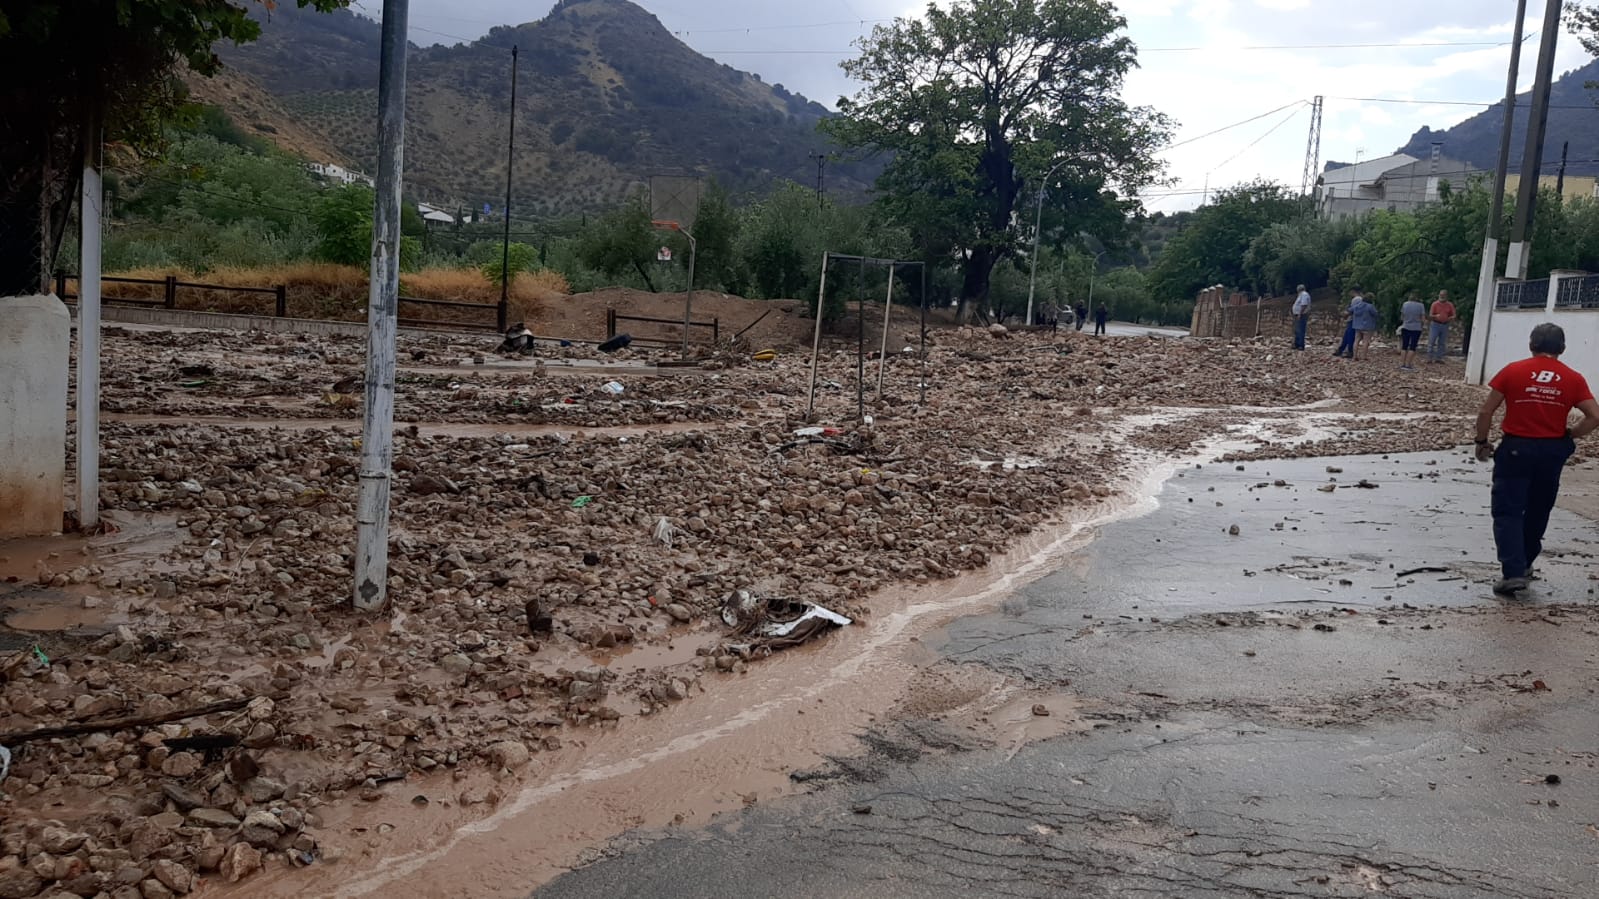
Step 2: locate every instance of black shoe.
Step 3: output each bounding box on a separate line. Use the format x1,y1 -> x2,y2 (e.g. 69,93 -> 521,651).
1493,576 -> 1530,595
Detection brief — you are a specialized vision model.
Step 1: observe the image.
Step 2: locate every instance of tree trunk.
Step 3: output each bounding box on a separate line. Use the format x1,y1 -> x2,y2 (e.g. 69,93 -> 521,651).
959,246 -> 996,323
0,177 -> 44,297
632,260 -> 658,293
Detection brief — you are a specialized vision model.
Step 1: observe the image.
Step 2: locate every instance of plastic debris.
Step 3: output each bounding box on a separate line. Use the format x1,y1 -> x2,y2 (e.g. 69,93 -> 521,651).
571,496 -> 594,509
602,381 -> 625,395
720,590 -> 852,650
653,517 -> 680,548
0,744 -> 9,784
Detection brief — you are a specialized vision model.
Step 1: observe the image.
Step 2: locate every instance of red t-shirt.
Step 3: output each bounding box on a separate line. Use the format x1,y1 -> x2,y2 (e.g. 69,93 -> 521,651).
1490,357 -> 1595,438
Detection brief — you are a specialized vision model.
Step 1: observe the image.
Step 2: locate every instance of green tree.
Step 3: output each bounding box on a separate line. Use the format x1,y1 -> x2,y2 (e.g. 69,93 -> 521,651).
690,181 -> 739,292
313,184 -> 418,270
1242,216 -> 1365,296
825,0 -> 1171,317
577,196 -> 659,291
314,184 -> 377,266
481,243 -> 539,291
1147,180 -> 1304,300
0,0 -> 345,296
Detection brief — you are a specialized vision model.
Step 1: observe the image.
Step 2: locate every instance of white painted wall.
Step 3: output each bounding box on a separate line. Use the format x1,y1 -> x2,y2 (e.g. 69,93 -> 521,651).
1481,307 -> 1599,384
0,295 -> 69,537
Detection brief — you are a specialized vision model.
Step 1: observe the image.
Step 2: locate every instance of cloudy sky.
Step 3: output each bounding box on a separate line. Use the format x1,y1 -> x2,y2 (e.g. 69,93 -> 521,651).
392,0 -> 1594,211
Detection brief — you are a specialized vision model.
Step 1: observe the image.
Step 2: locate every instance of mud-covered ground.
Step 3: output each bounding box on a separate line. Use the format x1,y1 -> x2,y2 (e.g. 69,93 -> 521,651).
0,324 -> 1505,898
540,451 -> 1599,899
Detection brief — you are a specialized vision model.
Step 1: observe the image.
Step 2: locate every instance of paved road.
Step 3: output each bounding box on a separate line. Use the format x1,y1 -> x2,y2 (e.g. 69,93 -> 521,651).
538,450 -> 1599,899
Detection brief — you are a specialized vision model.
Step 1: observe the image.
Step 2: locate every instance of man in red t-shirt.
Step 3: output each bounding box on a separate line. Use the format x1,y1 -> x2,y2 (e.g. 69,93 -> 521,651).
1427,290 -> 1456,363
1474,324 -> 1599,594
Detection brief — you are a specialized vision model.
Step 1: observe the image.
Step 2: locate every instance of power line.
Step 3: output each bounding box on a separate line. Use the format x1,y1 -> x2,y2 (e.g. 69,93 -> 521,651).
1207,104 -> 1306,173
1165,101 -> 1307,152
694,38 -> 1530,55
1141,157 -> 1599,199
1330,95 -> 1597,110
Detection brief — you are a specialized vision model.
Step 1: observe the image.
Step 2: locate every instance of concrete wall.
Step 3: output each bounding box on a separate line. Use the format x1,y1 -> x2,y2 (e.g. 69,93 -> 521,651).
1481,307 -> 1599,383
0,296 -> 69,537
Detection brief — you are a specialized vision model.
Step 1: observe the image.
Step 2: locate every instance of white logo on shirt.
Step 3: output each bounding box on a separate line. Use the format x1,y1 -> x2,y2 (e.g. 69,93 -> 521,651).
1533,370 -> 1562,384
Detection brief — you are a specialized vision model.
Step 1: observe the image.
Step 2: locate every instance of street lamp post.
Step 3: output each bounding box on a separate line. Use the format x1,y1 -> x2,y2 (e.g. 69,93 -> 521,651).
1026,159 -> 1070,328
1086,249 -> 1107,313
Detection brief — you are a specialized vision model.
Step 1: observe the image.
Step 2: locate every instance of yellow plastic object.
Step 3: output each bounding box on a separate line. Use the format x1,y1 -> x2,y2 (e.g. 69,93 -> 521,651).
752,349 -> 777,362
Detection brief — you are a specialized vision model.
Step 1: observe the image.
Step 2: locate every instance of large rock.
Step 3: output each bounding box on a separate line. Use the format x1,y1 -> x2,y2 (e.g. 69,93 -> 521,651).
185,808 -> 240,829
487,741 -> 531,770
149,860 -> 190,895
160,784 -> 208,812
239,811 -> 287,847
0,868 -> 43,899
218,843 -> 261,883
39,827 -> 88,855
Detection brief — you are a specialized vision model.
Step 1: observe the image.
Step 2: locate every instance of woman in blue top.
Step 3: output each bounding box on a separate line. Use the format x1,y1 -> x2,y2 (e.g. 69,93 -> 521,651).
1350,292 -> 1380,361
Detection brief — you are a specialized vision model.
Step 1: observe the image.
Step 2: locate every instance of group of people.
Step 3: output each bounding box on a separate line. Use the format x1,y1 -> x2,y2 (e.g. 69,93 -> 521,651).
1047,301 -> 1109,336
1290,285 -> 1599,599
1291,285 -> 1458,367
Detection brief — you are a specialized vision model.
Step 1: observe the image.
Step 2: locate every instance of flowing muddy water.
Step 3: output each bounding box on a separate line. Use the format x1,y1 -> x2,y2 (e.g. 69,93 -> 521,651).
234,439 -> 1226,899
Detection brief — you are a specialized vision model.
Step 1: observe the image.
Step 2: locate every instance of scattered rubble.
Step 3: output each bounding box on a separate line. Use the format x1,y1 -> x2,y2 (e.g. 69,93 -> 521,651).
0,326 -> 1482,896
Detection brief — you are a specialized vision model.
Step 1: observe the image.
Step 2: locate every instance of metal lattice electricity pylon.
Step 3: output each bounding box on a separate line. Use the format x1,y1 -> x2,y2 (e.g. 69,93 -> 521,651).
1300,95 -> 1324,199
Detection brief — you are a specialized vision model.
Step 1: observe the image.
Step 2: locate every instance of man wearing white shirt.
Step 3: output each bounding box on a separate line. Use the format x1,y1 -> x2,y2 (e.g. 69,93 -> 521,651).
1291,284 -> 1311,350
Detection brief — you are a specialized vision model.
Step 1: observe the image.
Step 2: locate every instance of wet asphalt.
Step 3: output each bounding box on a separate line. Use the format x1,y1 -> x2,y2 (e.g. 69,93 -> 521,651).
537,450 -> 1599,899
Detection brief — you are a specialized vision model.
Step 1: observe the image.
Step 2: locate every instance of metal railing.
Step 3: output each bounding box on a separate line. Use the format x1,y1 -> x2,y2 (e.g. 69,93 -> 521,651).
605,308 -> 719,345
54,272 -> 499,331
1496,278 -> 1550,310
1555,274 -> 1599,309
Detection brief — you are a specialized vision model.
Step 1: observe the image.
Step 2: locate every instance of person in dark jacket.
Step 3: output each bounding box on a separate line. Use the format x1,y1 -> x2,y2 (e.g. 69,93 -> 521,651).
1093,303 -> 1109,336
1074,303 -> 1088,331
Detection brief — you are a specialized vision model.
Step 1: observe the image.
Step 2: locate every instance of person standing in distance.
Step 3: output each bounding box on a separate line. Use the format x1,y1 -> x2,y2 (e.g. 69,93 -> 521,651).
1398,292 -> 1426,371
1350,291 -> 1380,361
1332,287 -> 1362,359
1474,323 -> 1599,595
1291,284 -> 1311,350
1427,290 -> 1456,363
1074,302 -> 1088,332
1093,302 -> 1109,336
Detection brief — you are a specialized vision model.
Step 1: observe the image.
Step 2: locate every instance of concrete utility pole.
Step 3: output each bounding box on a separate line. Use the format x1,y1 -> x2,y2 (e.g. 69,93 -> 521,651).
1505,0 -> 1563,280
1468,0 -> 1529,385
353,0 -> 410,612
77,113 -> 103,531
497,45 -> 518,333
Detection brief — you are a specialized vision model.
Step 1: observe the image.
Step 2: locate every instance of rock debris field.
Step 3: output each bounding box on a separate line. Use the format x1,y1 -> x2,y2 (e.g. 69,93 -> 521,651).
0,323 -> 1496,898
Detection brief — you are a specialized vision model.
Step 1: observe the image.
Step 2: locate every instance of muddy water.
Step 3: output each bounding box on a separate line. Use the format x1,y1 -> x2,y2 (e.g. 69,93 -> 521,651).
232,444 -> 1204,899
0,512 -> 181,636
99,413 -> 734,442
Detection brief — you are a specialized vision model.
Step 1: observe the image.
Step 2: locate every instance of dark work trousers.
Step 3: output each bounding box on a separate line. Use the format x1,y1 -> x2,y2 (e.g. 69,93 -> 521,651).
1491,435 -> 1575,579
1293,314 -> 1309,349
1333,323 -> 1356,357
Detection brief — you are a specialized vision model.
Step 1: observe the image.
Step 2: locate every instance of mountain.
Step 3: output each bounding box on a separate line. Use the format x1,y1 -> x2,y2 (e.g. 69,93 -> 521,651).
1397,57 -> 1599,177
211,0 -> 868,214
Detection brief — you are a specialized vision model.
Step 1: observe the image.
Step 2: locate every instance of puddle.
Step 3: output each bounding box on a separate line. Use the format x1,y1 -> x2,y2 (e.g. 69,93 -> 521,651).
0,512 -> 183,586
4,596 -> 126,634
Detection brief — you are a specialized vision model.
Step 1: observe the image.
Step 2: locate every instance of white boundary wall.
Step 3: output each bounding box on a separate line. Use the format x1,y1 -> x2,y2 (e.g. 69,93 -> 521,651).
1476,271 -> 1599,384
0,296 -> 69,537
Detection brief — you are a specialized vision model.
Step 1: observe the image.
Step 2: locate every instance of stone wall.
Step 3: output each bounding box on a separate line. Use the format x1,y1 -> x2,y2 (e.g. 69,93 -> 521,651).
1190,287 -> 1346,347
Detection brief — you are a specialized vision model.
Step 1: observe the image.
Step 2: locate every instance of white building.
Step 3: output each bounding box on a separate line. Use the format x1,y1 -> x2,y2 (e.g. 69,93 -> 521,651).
306,161 -> 375,188
417,202 -> 457,228
1317,153 -> 1477,220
